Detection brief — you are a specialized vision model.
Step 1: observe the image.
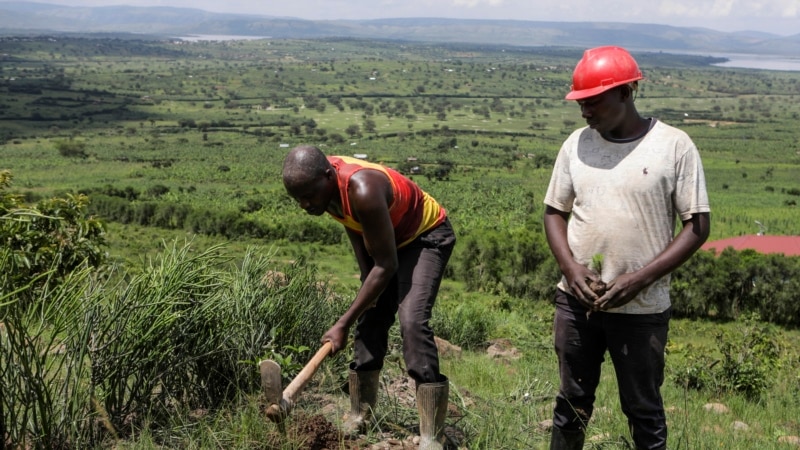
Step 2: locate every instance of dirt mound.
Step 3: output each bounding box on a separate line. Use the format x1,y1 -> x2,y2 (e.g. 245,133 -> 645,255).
295,413 -> 356,450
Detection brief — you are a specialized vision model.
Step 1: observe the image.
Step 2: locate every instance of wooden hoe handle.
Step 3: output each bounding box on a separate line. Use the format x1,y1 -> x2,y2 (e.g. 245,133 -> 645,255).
266,341 -> 333,422
283,341 -> 333,401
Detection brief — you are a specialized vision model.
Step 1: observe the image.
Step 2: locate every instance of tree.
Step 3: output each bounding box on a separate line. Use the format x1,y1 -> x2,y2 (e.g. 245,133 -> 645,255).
345,124 -> 361,138
55,139 -> 88,158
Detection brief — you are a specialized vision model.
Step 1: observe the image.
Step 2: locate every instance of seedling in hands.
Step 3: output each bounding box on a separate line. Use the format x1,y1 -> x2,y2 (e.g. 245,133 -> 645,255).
586,253 -> 608,318
588,253 -> 608,296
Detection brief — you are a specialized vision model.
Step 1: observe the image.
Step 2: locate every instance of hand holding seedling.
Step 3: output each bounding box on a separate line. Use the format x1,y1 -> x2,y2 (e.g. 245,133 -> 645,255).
585,253 -> 657,312
587,254 -> 607,297
581,254 -> 607,317
562,260 -> 603,310
593,271 -> 649,311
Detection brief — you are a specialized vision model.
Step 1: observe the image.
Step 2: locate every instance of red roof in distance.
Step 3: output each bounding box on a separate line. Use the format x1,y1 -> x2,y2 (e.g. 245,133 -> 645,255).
701,235 -> 800,257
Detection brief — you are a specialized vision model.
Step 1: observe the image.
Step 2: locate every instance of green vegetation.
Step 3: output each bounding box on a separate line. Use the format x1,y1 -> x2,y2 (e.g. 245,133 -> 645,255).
591,254 -> 604,274
1,35 -> 799,449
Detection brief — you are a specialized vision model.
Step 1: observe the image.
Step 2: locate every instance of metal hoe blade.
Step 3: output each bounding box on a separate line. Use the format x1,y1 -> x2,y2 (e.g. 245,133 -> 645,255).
258,341 -> 333,426
259,359 -> 282,406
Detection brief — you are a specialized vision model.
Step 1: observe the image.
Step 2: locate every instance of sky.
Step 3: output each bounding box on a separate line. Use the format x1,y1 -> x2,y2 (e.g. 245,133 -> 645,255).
19,0 -> 800,36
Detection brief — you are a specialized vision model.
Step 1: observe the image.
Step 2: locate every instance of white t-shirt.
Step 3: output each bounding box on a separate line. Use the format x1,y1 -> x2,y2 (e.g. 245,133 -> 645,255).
544,120 -> 710,314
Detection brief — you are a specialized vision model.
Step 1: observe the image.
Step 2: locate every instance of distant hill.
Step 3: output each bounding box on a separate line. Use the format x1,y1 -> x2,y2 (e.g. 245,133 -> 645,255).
1,1 -> 799,56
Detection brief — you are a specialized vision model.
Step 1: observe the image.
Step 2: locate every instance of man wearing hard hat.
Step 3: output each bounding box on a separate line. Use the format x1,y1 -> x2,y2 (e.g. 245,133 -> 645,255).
542,46 -> 711,449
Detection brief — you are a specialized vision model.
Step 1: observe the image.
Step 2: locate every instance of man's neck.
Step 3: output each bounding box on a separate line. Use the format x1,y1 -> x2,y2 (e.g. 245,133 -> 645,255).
602,116 -> 652,143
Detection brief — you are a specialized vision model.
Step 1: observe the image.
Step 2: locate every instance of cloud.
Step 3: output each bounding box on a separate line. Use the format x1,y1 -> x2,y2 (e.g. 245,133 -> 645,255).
780,1 -> 799,17
452,0 -> 505,7
11,0 -> 799,35
657,0 -> 799,18
711,0 -> 734,16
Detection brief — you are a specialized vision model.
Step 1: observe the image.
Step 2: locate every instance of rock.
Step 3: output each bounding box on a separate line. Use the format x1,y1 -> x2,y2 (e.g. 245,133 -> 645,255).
486,338 -> 521,360
435,336 -> 462,358
731,421 -> 749,431
778,435 -> 800,445
703,402 -> 729,414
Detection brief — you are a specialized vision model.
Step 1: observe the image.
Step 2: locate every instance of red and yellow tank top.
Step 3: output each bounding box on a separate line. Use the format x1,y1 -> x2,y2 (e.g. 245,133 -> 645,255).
327,156 -> 446,248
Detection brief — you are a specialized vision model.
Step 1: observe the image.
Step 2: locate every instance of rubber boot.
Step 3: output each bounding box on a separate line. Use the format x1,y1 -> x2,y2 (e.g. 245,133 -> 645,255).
549,426 -> 585,450
341,367 -> 380,434
417,376 -> 449,450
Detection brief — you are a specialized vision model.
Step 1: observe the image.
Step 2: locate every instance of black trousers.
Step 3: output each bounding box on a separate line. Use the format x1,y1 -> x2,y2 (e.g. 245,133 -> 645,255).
352,219 -> 455,384
552,289 -> 670,450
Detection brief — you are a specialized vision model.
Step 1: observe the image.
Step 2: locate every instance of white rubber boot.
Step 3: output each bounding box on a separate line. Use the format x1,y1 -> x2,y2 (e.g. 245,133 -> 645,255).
341,367 -> 380,435
417,376 -> 449,450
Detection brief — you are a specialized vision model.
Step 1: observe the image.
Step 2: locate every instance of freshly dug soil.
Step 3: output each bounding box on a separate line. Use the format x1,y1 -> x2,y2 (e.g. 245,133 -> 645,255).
294,413 -> 354,450
588,278 -> 608,296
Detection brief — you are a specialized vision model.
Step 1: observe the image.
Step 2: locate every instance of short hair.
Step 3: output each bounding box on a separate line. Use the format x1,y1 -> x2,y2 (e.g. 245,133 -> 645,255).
282,145 -> 330,188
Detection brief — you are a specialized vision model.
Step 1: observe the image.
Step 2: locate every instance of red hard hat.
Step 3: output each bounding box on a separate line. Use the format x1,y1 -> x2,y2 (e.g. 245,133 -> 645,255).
565,46 -> 643,100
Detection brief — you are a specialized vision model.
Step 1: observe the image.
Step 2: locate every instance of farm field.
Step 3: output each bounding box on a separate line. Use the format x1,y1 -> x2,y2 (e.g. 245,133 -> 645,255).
1,37 -> 798,245
1,35 -> 800,449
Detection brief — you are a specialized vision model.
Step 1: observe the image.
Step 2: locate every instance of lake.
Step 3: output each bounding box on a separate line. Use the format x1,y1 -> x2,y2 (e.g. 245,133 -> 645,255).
176,35 -> 270,42
711,54 -> 800,72
171,37 -> 800,72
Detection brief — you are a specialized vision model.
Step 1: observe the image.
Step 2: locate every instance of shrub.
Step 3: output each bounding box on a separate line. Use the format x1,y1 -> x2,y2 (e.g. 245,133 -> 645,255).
88,244 -> 347,429
432,301 -> 494,349
145,184 -> 170,198
2,233 -> 349,447
455,226 -> 557,300
0,170 -> 106,303
674,314 -> 781,401
672,249 -> 800,325
240,199 -> 263,213
54,139 -> 88,158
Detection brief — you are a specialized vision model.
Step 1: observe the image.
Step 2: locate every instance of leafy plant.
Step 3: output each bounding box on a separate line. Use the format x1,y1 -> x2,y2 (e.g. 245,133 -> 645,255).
590,253 -> 604,273
673,313 -> 781,401
1,170 -> 107,309
263,344 -> 312,384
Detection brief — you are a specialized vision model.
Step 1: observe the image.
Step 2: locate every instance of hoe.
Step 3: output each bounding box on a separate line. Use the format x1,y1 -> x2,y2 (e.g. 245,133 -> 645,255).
259,341 -> 333,428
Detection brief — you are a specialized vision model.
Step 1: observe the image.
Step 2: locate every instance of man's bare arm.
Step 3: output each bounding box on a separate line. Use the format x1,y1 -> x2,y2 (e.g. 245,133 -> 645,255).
596,212 -> 710,310
323,170 -> 397,353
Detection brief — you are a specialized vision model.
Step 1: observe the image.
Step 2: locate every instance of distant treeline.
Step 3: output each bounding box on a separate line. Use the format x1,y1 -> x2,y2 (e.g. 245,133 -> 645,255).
87,192 -> 343,245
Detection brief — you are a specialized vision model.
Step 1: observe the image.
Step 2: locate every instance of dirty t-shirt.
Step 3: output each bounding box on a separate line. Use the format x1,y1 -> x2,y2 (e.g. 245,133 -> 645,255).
543,120 -> 710,314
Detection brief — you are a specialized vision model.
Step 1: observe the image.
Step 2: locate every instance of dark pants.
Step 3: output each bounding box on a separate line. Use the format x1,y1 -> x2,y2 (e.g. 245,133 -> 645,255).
552,289 -> 670,450
352,219 -> 455,384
